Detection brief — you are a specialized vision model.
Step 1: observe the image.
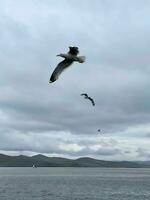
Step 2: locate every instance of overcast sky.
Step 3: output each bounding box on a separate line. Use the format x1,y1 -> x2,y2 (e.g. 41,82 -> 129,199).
1,0 -> 150,161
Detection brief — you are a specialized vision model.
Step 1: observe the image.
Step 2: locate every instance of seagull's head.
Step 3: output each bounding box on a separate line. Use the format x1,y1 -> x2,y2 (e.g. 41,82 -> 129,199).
56,54 -> 61,57
56,53 -> 65,58
68,46 -> 79,55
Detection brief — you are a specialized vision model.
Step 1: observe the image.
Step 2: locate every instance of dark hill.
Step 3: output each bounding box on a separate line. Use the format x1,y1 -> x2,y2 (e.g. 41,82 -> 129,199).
0,154 -> 149,167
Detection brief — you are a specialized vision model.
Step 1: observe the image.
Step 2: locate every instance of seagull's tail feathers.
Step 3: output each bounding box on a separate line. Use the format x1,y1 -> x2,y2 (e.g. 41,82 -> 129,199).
78,56 -> 86,63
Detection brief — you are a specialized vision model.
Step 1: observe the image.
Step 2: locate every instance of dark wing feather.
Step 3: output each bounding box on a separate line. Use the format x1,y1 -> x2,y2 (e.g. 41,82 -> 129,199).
88,97 -> 95,106
50,59 -> 73,83
81,93 -> 88,97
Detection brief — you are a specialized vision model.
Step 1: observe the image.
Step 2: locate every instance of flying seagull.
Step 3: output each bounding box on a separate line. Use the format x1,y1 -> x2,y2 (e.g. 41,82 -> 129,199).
81,93 -> 95,106
49,47 -> 85,83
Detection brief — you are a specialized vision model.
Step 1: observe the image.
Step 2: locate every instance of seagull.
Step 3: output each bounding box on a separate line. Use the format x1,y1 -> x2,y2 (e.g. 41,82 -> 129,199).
49,47 -> 85,83
81,93 -> 95,106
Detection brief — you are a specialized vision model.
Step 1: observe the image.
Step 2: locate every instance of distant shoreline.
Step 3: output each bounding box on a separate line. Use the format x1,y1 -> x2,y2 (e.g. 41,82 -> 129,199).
0,154 -> 150,168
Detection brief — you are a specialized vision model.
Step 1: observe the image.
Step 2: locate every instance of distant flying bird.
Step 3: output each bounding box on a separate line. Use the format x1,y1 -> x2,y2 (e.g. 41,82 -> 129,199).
81,93 -> 95,106
49,47 -> 85,83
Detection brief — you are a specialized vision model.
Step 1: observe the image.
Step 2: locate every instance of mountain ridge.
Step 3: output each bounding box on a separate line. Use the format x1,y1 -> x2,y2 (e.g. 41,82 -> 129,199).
0,154 -> 150,167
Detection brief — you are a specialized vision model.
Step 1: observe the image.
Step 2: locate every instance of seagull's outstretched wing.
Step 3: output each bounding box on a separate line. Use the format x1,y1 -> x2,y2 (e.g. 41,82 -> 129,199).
88,97 -> 95,106
81,93 -> 88,97
49,59 -> 73,83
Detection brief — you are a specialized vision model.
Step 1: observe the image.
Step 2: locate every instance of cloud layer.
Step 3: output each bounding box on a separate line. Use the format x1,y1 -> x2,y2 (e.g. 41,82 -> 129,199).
0,0 -> 150,160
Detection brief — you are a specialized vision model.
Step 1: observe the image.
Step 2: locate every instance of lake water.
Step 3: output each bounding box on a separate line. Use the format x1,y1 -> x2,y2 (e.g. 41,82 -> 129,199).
0,167 -> 150,200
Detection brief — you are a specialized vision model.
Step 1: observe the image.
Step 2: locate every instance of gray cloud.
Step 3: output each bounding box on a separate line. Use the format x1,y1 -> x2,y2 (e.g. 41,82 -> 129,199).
0,0 -> 150,160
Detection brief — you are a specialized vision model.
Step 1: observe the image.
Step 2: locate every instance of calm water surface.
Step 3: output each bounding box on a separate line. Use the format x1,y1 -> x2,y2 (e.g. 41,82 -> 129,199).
0,167 -> 150,200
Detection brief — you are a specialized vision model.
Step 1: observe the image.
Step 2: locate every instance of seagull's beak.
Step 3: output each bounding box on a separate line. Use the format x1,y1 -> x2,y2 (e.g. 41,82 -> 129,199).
56,54 -> 60,57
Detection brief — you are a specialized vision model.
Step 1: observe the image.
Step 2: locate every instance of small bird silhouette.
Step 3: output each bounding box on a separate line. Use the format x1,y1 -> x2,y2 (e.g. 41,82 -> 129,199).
49,47 -> 85,83
81,93 -> 95,106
